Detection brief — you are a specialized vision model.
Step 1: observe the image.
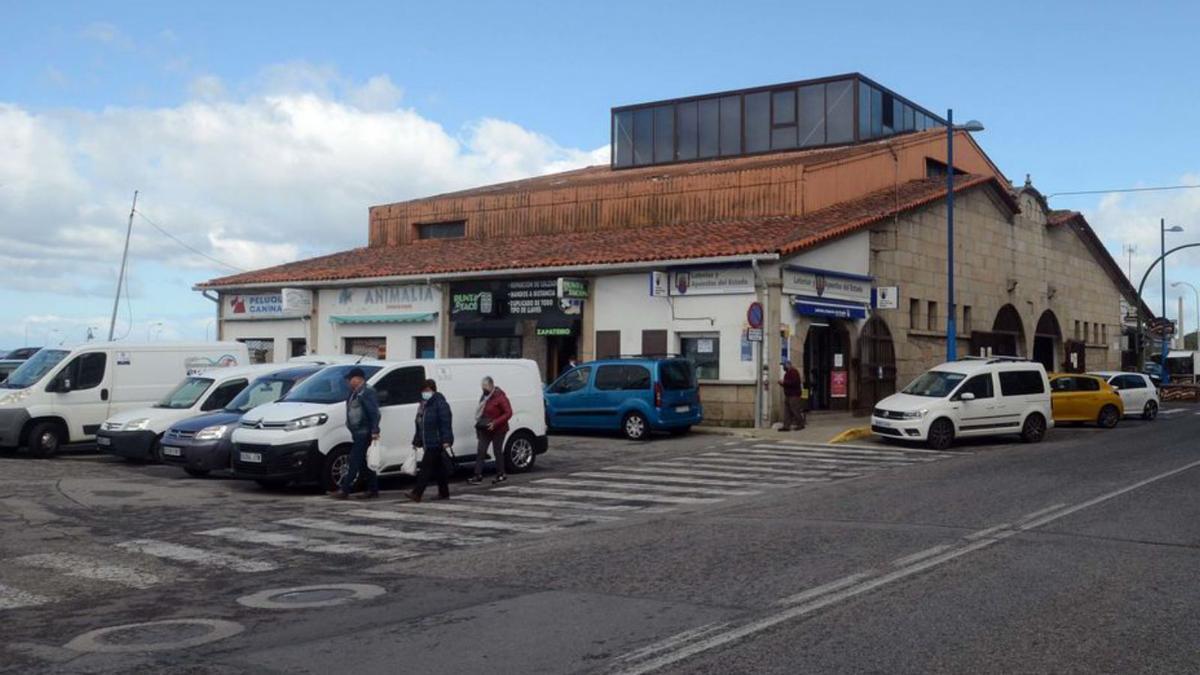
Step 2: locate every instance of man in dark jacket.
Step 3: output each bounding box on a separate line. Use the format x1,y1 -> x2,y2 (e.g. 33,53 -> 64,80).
330,367 -> 382,500
406,378 -> 453,502
780,360 -> 806,431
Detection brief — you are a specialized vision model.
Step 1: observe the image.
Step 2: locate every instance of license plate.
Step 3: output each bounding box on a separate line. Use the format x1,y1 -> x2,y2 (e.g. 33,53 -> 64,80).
874,420 -> 893,428
239,451 -> 263,464
162,446 -> 182,457
674,405 -> 690,413
96,436 -> 111,446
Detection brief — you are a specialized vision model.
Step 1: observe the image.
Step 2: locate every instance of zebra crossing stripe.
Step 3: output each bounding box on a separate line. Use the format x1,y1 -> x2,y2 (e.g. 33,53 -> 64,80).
570,471 -> 803,489
749,445 -> 926,462
494,485 -> 720,505
692,454 -> 864,471
0,583 -> 53,610
607,465 -> 802,484
754,443 -> 935,460
115,540 -> 277,573
198,527 -> 417,560
532,478 -> 759,497
702,452 -> 893,469
645,460 -> 854,479
12,553 -> 161,589
737,450 -> 918,466
775,440 -> 954,455
452,493 -> 668,513
278,517 -> 495,546
403,499 -> 620,522
346,509 -> 560,533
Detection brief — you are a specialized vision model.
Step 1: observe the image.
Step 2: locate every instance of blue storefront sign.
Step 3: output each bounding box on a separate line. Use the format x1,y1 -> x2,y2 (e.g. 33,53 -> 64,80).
793,297 -> 869,320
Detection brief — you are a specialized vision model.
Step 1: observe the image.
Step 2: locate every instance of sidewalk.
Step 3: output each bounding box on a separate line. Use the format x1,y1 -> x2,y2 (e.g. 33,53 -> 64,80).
695,411 -> 872,444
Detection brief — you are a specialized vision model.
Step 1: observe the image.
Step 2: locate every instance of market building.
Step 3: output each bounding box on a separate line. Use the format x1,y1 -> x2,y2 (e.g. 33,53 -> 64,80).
198,73 -> 1151,426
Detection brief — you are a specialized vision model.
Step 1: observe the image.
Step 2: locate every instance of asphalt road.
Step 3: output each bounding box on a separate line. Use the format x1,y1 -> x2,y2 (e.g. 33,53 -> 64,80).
1,408 -> 1198,674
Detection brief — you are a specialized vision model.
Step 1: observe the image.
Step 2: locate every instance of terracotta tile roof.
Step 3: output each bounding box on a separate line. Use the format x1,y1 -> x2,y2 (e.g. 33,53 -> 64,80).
200,175 -> 1006,289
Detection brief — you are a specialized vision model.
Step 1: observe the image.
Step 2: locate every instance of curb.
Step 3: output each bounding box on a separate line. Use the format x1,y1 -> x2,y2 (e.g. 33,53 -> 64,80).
828,426 -> 873,444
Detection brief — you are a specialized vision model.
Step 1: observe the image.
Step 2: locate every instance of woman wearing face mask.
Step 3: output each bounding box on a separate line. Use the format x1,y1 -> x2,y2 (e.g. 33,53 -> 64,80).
406,379 -> 454,502
468,376 -> 514,485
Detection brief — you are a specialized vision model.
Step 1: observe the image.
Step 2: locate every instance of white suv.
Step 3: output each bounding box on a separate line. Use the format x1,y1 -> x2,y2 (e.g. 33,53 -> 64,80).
872,359 -> 1053,450
1089,371 -> 1160,420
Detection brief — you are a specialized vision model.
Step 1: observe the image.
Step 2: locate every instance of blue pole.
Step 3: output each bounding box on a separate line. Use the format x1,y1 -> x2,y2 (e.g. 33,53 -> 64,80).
946,109 -> 957,361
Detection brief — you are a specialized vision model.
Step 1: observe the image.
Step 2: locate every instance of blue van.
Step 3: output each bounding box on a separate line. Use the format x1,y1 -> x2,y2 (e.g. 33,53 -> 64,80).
544,357 -> 703,439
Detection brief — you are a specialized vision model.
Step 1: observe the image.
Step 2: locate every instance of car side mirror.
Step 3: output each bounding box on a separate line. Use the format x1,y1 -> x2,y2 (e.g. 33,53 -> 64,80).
54,376 -> 72,393
1110,385 -> 1120,391
959,392 -> 976,401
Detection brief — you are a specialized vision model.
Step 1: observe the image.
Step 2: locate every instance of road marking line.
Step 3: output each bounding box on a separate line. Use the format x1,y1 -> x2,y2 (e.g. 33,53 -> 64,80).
568,471 -> 780,489
701,452 -> 892,469
404,500 -> 619,522
452,493 -> 668,513
890,544 -> 954,567
611,458 -> 1200,674
347,509 -> 559,533
737,449 -> 919,464
753,444 -> 931,460
776,440 -> 956,455
12,553 -> 161,589
614,622 -> 731,664
1160,408 -> 1185,415
277,518 -> 494,545
115,540 -> 277,573
494,485 -> 718,505
198,527 -> 417,560
606,465 -> 803,484
0,583 -> 54,610
645,460 -> 855,479
685,455 -> 842,470
531,478 -> 759,497
774,571 -> 876,607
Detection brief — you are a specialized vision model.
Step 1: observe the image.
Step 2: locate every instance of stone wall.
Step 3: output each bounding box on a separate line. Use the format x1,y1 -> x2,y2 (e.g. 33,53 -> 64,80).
698,382 -> 756,427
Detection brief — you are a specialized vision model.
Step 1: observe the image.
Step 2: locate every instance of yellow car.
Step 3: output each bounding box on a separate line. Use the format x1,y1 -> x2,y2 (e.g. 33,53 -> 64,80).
1048,374 -> 1124,428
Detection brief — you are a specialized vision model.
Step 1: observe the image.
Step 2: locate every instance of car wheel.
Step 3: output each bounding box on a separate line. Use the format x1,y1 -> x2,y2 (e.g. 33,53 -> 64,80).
1020,413 -> 1047,443
1142,400 -> 1159,421
926,418 -> 955,451
622,412 -> 649,441
1098,405 -> 1120,429
504,431 -> 537,473
184,467 -> 210,478
254,479 -> 289,489
148,436 -> 164,463
27,421 -> 64,458
321,446 -> 351,493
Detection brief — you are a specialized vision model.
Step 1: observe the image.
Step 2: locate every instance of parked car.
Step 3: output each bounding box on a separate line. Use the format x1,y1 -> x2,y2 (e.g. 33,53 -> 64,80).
0,359 -> 22,383
872,358 -> 1052,450
230,359 -> 548,490
0,342 -> 249,457
161,365 -> 322,477
1089,371 -> 1159,420
97,363 -> 290,462
4,347 -> 41,361
544,357 -> 703,440
1048,373 -> 1124,428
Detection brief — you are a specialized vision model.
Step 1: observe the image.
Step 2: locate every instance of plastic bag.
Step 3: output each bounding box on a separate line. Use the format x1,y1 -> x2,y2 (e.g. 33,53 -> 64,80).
400,447 -> 423,476
366,439 -> 384,472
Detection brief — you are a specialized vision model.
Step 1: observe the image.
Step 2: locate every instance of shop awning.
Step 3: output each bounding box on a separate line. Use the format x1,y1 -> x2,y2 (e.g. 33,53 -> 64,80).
454,319 -> 519,337
535,314 -> 581,337
329,312 -> 436,325
792,296 -> 869,320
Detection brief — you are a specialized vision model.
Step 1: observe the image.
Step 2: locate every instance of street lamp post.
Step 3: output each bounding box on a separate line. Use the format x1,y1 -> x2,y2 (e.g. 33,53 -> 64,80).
1161,220 -> 1184,318
945,109 -> 985,361
1171,281 -> 1199,350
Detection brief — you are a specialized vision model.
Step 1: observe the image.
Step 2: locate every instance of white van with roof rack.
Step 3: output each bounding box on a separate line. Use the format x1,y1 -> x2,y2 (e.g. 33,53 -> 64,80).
871,357 -> 1053,450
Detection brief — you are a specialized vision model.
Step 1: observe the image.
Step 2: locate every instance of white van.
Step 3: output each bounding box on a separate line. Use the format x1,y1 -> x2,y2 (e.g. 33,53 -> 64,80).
230,359 -> 548,490
96,363 -> 292,462
871,358 -> 1053,450
0,342 -> 249,457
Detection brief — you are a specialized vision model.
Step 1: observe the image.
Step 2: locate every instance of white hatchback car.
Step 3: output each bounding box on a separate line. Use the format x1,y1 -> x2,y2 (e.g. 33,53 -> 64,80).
1089,371 -> 1160,420
872,358 -> 1054,450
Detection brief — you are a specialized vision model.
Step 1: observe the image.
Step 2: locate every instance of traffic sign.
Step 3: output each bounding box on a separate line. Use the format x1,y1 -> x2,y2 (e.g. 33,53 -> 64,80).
1148,317 -> 1176,338
747,301 -> 764,329
747,328 -> 764,342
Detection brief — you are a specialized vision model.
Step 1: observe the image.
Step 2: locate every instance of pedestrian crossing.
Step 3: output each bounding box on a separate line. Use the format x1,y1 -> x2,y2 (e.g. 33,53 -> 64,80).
0,441 -> 957,612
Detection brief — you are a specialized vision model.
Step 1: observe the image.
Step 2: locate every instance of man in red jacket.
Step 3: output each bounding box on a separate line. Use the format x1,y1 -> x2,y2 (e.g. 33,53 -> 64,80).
780,360 -> 806,431
469,376 -> 514,484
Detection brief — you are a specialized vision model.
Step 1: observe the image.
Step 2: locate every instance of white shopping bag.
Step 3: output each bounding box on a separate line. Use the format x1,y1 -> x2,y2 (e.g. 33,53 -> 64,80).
400,446 -> 423,476
366,439 -> 384,472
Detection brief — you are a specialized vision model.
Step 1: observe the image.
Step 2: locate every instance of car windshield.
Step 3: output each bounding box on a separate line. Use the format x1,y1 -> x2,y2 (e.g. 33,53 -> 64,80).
156,377 -> 215,409
2,349 -> 69,389
282,365 -> 382,404
902,370 -> 968,398
226,376 -> 302,413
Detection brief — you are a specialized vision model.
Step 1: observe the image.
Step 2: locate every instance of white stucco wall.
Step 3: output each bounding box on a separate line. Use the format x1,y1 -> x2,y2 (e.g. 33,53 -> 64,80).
315,286 -> 443,360
220,318 -> 309,363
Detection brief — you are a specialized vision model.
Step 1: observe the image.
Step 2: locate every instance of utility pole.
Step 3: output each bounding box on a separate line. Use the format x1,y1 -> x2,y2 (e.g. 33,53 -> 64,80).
108,191 -> 137,341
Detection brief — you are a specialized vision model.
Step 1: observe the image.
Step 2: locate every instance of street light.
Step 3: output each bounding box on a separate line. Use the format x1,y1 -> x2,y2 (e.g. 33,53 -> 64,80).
1171,281 -> 1199,349
1161,220 -> 1184,318
945,109 -> 985,361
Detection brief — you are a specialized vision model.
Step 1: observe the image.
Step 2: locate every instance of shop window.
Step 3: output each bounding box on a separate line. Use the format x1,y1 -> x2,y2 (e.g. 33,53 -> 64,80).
416,220 -> 465,240
909,298 -> 920,329
595,330 -> 621,359
680,334 -> 720,381
202,379 -> 247,412
927,301 -> 938,331
375,366 -> 425,406
238,338 -> 274,364
344,337 -> 386,359
289,339 -> 307,358
465,337 -> 522,359
414,336 -> 436,359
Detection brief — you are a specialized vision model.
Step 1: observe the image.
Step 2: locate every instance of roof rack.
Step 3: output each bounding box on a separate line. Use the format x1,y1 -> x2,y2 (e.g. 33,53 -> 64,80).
957,355 -> 1033,364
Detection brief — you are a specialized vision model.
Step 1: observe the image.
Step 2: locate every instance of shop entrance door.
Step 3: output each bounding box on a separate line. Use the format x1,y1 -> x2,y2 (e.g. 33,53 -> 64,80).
803,321 -> 850,411
545,334 -> 578,383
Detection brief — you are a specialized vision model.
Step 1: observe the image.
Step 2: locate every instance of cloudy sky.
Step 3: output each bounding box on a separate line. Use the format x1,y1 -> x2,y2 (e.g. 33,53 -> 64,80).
3,1 -> 1200,350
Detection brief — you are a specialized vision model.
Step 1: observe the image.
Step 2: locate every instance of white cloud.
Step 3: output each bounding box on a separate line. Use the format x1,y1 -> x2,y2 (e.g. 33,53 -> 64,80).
188,74 -> 226,101
81,21 -> 133,49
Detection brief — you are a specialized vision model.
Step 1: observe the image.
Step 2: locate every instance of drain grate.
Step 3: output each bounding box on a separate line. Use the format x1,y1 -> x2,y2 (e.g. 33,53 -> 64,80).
237,583 -> 386,610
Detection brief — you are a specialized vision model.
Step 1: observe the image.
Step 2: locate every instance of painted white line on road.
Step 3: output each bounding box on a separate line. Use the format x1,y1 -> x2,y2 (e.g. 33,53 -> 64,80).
611,458 -> 1200,675
773,440 -> 956,455
198,528 -> 417,560
645,460 -> 854,479
569,471 -> 779,490
347,509 -> 559,533
684,455 -> 844,471
278,518 -> 493,546
531,478 -> 759,497
12,553 -> 161,589
615,622 -> 731,665
453,493 -> 668,513
774,571 -> 876,607
608,465 -> 805,484
890,544 -> 954,568
1160,408 -> 1185,415
115,540 -> 277,573
754,444 -> 933,461
494,485 -> 719,505
0,583 -> 53,610
405,500 -> 619,522
702,452 -> 892,469
738,449 -> 919,465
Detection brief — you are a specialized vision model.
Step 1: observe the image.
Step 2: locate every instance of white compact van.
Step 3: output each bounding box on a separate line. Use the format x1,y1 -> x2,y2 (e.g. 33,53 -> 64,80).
871,358 -> 1053,450
231,359 -> 548,490
0,342 -> 249,457
96,363 -> 293,462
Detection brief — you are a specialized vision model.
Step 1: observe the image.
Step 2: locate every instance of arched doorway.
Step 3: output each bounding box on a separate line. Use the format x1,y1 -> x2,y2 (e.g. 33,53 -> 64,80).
991,305 -> 1026,357
803,320 -> 851,411
1033,310 -> 1062,373
857,316 -> 896,411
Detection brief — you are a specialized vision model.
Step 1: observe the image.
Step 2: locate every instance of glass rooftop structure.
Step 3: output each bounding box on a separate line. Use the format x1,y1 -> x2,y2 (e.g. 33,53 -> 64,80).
611,73 -> 945,169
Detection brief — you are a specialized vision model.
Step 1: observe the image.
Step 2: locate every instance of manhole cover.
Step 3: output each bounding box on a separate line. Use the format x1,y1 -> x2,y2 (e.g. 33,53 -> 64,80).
65,619 -> 243,653
237,583 -> 386,610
